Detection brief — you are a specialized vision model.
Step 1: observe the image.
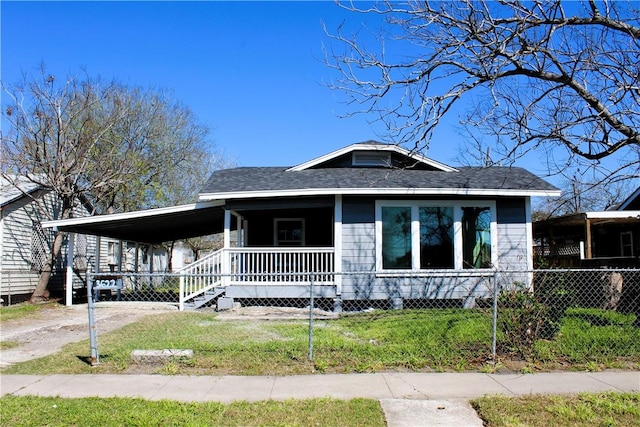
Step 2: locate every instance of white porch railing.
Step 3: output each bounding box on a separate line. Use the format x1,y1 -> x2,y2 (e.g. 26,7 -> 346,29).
178,247 -> 335,309
228,247 -> 335,284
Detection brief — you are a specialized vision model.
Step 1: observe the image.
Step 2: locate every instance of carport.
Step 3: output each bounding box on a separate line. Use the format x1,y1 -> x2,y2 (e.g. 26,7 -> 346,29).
42,201 -> 228,305
43,201 -> 227,245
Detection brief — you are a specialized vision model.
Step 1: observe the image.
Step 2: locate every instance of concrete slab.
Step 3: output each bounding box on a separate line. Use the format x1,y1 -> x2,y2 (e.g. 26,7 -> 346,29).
0,375 -> 45,396
586,371 -> 640,392
380,399 -> 483,427
489,372 -> 623,395
151,375 -> 227,402
130,349 -> 193,364
382,373 -> 510,399
199,376 -> 276,403
270,373 -> 394,400
11,374 -> 172,399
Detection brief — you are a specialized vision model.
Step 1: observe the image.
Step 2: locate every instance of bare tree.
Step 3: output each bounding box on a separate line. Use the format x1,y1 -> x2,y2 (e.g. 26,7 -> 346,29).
533,174 -> 634,219
325,0 -> 640,182
1,67 -> 219,301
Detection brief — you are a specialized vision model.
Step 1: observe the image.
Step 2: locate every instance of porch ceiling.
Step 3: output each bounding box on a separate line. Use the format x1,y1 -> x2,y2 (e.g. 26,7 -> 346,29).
42,202 -> 225,245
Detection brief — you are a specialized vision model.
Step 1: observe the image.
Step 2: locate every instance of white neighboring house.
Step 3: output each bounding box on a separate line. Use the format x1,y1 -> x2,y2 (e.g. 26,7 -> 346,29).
0,176 -> 134,304
1,176 -> 75,303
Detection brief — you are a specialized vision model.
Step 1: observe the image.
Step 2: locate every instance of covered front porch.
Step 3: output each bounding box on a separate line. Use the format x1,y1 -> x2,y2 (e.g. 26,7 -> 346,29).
179,196 -> 342,309
178,246 -> 338,310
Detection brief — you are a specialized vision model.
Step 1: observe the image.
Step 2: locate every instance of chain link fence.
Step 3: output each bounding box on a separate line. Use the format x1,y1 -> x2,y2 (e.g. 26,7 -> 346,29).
85,268 -> 640,374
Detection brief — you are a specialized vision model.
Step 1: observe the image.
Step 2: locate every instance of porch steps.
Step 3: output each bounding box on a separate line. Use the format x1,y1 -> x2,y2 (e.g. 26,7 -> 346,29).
182,287 -> 226,311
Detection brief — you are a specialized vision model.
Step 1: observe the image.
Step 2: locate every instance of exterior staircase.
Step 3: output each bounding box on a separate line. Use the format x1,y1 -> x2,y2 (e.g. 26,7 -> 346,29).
181,286 -> 226,310
177,249 -> 226,311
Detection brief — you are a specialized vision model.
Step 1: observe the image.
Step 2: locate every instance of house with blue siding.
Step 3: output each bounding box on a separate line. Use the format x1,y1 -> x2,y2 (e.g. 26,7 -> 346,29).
45,142 -> 560,310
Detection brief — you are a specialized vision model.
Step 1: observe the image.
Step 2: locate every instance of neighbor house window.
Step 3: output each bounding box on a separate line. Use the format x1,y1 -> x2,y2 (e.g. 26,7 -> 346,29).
376,201 -> 496,271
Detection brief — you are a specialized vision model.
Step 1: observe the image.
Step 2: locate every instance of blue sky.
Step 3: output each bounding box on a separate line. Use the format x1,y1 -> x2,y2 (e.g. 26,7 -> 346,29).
3,1 -> 443,167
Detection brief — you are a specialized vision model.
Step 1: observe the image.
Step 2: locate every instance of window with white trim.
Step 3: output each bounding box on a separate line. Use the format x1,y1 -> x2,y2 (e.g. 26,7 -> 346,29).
376,201 -> 497,271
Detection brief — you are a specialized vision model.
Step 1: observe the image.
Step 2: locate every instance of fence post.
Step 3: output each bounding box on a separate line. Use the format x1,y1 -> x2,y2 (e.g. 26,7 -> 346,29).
491,270 -> 499,362
308,274 -> 315,361
87,274 -> 99,366
178,275 -> 185,311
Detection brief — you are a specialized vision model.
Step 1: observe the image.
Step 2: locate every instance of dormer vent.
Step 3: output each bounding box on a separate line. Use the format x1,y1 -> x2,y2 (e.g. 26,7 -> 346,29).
352,151 -> 391,167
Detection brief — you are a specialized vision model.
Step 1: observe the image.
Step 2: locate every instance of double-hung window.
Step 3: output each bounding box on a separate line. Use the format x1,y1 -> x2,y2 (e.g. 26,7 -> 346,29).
376,201 -> 496,271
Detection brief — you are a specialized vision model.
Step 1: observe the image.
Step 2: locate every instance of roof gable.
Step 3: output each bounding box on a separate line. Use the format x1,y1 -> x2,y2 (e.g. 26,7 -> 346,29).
617,187 -> 640,211
287,142 -> 458,172
1,175 -> 43,207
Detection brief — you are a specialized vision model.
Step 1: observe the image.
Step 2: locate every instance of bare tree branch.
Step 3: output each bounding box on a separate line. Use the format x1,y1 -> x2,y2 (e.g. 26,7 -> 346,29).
326,0 -> 640,180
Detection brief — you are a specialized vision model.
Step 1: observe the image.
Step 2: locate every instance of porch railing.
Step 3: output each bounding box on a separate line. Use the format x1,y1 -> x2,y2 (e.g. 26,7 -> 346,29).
178,247 -> 336,309
228,247 -> 335,284
534,243 -> 582,258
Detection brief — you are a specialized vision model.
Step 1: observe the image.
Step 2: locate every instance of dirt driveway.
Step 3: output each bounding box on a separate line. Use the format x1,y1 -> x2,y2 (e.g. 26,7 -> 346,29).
0,302 -> 176,367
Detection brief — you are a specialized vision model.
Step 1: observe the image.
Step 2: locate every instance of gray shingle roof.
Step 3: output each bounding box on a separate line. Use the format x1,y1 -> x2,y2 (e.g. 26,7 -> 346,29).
0,175 -> 43,207
200,166 -> 558,197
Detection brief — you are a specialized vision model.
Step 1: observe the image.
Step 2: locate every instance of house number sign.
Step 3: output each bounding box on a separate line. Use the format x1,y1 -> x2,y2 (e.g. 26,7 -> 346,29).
93,275 -> 124,290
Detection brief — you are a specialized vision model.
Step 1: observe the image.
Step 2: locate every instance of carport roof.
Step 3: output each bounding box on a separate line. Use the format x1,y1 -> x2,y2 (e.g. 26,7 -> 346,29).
42,201 -> 225,245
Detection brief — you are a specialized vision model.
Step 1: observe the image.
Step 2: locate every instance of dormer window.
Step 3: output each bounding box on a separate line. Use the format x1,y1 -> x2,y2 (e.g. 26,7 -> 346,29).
352,151 -> 391,167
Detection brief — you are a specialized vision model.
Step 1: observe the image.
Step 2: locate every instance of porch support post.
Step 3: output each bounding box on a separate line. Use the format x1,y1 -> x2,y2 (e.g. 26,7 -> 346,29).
334,195 -> 343,295
222,209 -> 231,286
65,233 -> 75,306
236,213 -> 244,247
584,217 -> 593,259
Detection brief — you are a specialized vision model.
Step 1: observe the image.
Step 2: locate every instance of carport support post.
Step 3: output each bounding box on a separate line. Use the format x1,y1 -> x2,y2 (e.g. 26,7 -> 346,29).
65,233 -> 75,306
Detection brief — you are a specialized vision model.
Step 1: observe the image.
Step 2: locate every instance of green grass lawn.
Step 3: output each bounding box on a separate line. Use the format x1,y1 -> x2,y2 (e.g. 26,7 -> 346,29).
2,304 -> 638,426
0,301 -> 47,322
2,309 -> 496,375
0,396 -> 385,427
1,392 -> 637,426
472,392 -> 640,427
2,307 -> 638,375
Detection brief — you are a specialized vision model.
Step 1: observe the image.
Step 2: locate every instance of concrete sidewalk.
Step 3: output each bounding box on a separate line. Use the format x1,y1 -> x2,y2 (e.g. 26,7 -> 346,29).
2,371 -> 638,426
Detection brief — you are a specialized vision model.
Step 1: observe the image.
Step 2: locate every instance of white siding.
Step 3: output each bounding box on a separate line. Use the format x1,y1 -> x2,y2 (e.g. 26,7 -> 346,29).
1,189 -> 95,301
496,222 -> 529,270
1,190 -> 58,297
341,222 -> 376,272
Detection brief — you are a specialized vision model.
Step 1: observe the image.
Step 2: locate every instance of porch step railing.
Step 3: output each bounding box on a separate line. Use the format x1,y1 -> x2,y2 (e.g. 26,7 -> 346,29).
178,249 -> 224,310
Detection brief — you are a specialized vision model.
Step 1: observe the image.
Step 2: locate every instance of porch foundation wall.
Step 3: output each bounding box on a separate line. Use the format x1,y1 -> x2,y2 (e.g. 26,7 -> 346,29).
225,284 -> 337,299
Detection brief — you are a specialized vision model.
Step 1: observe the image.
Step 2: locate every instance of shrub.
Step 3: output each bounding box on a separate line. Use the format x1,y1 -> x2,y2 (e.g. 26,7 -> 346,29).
497,283 -> 550,360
